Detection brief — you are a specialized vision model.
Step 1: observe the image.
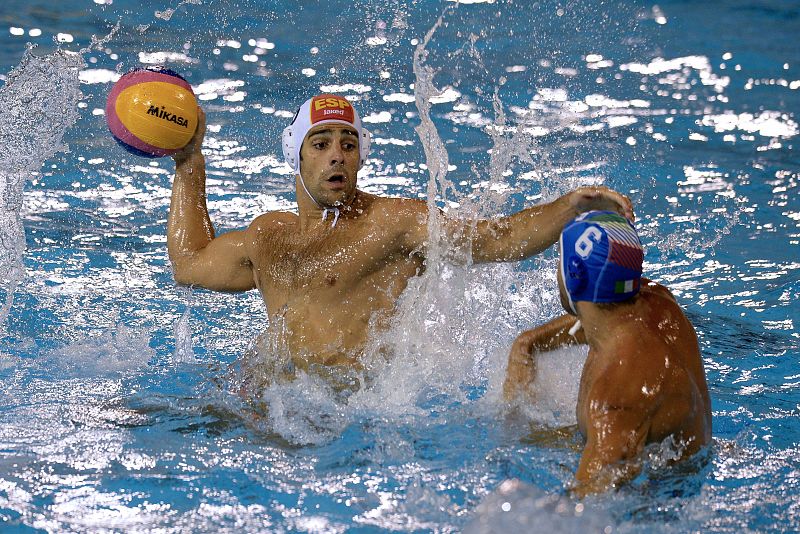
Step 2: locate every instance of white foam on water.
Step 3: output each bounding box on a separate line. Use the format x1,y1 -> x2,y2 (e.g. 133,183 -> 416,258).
258,372 -> 352,445
463,479 -> 615,533
50,321 -> 155,376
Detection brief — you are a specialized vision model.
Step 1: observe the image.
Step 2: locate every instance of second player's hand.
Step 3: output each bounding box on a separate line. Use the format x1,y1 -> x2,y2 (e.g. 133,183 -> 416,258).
568,186 -> 634,221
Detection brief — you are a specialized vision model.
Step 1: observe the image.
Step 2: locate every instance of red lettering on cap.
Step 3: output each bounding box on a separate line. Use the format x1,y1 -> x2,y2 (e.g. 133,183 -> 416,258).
310,94 -> 355,124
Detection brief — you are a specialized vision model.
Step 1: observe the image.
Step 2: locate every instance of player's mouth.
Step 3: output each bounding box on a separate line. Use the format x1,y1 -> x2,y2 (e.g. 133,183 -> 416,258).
326,173 -> 346,189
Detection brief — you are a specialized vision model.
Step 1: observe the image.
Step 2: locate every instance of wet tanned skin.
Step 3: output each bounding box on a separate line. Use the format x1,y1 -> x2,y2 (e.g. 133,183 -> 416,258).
504,277 -> 712,496
168,106 -> 635,369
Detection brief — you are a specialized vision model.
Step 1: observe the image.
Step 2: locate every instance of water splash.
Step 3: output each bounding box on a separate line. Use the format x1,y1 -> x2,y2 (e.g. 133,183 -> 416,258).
413,11 -> 452,225
155,0 -> 203,22
173,292 -> 196,364
511,345 -> 587,426
0,47 -> 84,332
482,86 -> 540,210
258,372 -> 351,445
0,11 -> 183,335
79,21 -> 120,55
50,321 -> 155,376
385,8 -> 547,399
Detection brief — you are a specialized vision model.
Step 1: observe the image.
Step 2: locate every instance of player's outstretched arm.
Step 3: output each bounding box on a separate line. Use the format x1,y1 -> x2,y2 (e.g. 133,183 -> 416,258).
468,186 -> 633,264
503,314 -> 585,401
167,107 -> 256,292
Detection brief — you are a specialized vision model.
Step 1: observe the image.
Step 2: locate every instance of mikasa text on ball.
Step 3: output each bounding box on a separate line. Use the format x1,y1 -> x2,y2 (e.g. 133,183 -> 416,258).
106,68 -> 198,158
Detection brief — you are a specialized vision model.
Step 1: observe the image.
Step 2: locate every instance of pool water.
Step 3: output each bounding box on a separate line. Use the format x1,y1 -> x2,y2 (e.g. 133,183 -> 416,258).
1,0 -> 799,532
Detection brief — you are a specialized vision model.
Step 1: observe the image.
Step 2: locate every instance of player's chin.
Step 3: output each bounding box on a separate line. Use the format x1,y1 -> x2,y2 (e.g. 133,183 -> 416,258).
321,188 -> 352,207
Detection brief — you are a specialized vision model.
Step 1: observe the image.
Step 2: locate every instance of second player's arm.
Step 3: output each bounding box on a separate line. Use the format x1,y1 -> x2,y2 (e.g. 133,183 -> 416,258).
572,353 -> 658,497
572,400 -> 651,498
466,186 -> 634,263
503,314 -> 585,400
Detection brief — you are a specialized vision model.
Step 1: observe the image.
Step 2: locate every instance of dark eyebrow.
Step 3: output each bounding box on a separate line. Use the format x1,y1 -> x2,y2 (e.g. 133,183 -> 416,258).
308,128 -> 358,138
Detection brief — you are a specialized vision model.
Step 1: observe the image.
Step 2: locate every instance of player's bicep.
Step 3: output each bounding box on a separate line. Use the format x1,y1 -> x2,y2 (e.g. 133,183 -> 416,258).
171,229 -> 255,292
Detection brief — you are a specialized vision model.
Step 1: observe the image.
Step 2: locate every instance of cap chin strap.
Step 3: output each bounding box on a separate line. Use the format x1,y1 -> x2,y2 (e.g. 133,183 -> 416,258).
568,319 -> 582,337
321,207 -> 340,227
298,174 -> 341,228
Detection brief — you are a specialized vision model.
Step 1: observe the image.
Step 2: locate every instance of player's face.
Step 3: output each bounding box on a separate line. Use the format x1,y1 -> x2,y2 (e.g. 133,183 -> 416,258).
299,124 -> 360,207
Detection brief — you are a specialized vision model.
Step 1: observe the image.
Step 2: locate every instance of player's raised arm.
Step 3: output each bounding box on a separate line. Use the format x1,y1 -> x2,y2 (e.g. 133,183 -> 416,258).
167,107 -> 256,292
465,186 -> 633,264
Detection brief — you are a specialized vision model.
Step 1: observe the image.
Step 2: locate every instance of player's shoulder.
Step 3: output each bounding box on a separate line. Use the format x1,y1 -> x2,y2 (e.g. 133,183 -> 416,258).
638,279 -> 692,329
639,278 -> 678,303
365,193 -> 428,222
247,211 -> 298,234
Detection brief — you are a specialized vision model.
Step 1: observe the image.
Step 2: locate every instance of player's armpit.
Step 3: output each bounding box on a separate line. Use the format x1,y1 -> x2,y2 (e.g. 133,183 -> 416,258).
170,229 -> 255,292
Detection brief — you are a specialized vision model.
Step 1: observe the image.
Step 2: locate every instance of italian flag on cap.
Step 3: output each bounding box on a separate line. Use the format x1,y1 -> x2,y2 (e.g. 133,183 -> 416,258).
615,279 -> 639,294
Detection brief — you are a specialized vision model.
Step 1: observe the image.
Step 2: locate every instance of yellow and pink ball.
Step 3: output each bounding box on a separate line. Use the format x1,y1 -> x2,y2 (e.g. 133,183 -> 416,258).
106,68 -> 198,158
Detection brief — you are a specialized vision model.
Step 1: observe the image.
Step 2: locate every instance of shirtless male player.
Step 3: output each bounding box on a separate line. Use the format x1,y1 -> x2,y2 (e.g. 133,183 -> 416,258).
168,93 -> 633,369
503,210 -> 712,496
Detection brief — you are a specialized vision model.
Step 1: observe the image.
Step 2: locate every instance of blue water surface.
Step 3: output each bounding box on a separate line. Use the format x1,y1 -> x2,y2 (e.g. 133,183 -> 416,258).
1,0 -> 799,532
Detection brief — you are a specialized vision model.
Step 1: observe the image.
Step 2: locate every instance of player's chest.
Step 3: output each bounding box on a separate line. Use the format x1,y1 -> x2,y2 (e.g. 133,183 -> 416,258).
254,225 -> 397,290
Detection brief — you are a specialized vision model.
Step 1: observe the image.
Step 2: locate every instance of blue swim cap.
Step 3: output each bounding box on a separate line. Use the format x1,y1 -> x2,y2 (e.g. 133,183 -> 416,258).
559,210 -> 643,314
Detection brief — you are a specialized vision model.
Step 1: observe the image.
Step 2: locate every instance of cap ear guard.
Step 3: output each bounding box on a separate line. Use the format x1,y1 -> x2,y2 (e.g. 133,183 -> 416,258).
358,128 -> 371,169
565,255 -> 588,295
282,125 -> 297,171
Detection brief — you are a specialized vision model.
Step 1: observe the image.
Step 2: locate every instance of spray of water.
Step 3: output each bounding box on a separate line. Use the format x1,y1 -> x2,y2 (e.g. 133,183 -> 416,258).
50,320 -> 155,376
0,16 -> 191,359
413,11 -> 452,243
0,48 -> 84,332
155,0 -> 204,22
173,288 -> 196,363
239,7 -> 582,445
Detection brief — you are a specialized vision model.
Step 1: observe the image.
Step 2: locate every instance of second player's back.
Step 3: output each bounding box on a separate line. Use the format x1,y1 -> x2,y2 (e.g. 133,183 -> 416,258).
578,280 -> 712,455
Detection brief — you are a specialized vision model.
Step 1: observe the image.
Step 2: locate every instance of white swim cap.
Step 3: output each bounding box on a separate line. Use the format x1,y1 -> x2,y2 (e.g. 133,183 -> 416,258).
281,94 -> 371,174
